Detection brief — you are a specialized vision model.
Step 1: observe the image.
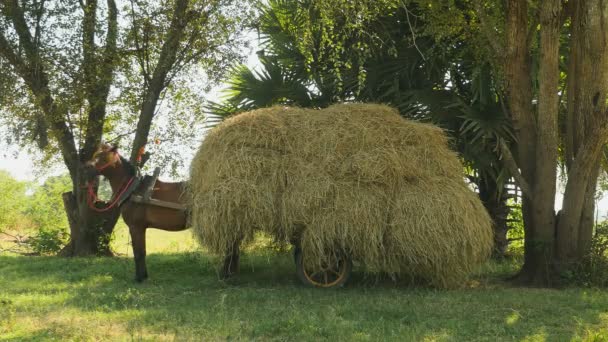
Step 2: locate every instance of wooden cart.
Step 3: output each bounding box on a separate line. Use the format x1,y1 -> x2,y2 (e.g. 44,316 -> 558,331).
132,168 -> 351,288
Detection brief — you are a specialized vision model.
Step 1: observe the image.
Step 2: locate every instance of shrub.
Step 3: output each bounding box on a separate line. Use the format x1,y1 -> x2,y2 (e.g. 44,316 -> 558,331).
25,175 -> 71,254
28,227 -> 68,255
0,171 -> 29,232
574,221 -> 608,287
506,200 -> 524,256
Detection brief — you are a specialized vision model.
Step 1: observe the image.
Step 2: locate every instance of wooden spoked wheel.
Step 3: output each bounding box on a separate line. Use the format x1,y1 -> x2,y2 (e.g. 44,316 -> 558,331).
294,247 -> 352,288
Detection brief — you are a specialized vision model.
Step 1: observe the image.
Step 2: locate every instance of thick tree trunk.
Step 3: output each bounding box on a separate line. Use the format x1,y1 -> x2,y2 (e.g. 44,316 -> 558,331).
557,127 -> 608,267
1,0 -> 122,256
59,171 -> 120,256
504,0 -> 561,285
557,0 -> 608,271
503,0 -> 552,285
578,162 -> 600,258
60,193 -> 120,256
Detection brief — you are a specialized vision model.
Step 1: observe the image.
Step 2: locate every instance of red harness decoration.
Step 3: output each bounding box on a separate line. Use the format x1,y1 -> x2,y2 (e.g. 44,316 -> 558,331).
86,176 -> 135,212
86,152 -> 135,212
95,152 -> 120,172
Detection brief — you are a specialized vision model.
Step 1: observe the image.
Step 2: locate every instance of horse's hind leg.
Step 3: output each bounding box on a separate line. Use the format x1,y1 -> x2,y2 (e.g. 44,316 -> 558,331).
220,241 -> 240,279
129,225 -> 148,282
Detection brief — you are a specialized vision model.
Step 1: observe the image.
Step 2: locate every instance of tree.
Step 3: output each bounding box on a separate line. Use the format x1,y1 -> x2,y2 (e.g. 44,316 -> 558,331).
297,0 -> 608,284
211,0 -> 517,257
0,0 -> 250,256
460,0 -> 608,284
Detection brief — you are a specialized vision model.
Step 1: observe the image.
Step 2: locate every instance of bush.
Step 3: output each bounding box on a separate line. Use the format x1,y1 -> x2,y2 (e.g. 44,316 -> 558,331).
25,175 -> 71,254
575,222 -> 608,287
0,171 -> 29,232
506,200 -> 524,256
28,227 -> 68,255
0,172 -> 71,255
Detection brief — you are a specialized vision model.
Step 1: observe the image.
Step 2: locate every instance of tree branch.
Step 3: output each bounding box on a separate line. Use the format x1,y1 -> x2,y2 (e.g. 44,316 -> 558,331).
0,0 -> 79,176
499,140 -> 532,199
476,1 -> 504,56
129,0 -> 151,85
130,0 -> 191,163
81,0 -> 119,160
81,0 -> 97,96
401,0 -> 425,60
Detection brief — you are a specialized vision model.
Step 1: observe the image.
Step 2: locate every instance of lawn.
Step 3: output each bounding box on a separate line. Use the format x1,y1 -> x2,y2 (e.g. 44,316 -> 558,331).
1,224 -> 608,341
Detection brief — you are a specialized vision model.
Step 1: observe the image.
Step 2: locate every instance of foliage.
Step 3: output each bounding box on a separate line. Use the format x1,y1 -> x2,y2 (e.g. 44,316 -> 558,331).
0,170 -> 28,232
0,171 -> 71,254
0,0 -> 254,181
24,175 -> 71,254
211,0 -> 514,190
0,0 -> 254,254
27,227 -> 67,255
26,176 -> 71,234
572,221 -> 608,287
506,200 -> 524,255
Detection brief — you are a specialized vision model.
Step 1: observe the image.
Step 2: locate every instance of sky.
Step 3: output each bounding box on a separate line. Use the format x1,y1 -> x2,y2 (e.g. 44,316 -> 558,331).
0,148 -> 36,181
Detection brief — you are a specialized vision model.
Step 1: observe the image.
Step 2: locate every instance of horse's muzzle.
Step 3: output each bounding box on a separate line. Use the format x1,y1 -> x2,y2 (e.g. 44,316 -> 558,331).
82,163 -> 100,179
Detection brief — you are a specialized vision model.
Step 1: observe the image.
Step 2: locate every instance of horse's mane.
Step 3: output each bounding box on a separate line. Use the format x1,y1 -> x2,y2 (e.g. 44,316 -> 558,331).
119,156 -> 137,177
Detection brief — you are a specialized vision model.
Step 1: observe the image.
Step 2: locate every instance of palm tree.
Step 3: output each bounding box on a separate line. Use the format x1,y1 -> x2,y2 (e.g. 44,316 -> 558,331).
208,0 -> 517,256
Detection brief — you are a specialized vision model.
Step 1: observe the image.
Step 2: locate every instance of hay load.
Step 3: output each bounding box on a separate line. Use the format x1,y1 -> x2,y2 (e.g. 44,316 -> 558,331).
189,103 -> 493,288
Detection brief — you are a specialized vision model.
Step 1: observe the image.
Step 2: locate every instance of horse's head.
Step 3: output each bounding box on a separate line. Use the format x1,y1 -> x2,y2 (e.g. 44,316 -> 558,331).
84,143 -> 120,178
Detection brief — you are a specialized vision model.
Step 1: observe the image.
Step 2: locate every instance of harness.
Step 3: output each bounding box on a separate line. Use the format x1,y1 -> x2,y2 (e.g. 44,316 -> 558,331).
86,152 -> 142,212
94,151 -> 120,172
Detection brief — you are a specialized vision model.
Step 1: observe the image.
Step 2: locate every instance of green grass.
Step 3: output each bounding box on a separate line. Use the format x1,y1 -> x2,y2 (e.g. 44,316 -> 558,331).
1,224 -> 608,341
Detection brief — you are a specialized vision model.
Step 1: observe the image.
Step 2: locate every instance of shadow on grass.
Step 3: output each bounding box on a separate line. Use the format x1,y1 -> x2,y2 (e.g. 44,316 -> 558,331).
1,252 -> 607,341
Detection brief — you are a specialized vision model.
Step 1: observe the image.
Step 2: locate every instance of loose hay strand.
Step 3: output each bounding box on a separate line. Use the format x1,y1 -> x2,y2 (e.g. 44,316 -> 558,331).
189,103 -> 493,288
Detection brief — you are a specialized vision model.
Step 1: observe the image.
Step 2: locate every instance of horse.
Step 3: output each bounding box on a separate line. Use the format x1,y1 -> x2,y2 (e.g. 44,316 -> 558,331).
84,143 -> 240,282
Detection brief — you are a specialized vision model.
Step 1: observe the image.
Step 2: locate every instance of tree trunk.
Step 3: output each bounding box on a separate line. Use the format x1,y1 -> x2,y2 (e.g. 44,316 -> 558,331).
504,0 -> 561,285
59,170 -> 120,256
503,0 -> 551,285
578,161 -> 600,258
556,0 -> 608,271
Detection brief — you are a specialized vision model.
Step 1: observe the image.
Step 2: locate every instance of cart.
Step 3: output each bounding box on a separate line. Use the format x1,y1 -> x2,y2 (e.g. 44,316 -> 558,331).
132,167 -> 352,288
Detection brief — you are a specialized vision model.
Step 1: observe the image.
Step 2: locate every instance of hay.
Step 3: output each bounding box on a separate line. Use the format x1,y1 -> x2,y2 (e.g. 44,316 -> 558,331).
189,103 -> 493,288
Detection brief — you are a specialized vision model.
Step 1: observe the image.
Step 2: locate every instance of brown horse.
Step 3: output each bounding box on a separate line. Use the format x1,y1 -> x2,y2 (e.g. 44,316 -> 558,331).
84,143 -> 240,282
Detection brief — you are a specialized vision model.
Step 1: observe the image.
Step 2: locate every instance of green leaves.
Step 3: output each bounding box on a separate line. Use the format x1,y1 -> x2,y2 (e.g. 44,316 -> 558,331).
0,171 -> 28,233
0,0 -> 255,180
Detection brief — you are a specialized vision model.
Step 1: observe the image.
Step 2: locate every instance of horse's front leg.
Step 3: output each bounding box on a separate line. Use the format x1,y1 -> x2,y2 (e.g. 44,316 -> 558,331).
220,241 -> 240,279
129,224 -> 148,282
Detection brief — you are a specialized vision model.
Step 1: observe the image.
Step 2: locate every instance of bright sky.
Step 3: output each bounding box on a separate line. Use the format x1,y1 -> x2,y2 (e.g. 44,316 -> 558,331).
0,148 -> 36,181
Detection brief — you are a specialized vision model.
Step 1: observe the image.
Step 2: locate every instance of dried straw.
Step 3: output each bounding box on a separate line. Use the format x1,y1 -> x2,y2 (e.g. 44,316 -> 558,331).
189,104 -> 493,288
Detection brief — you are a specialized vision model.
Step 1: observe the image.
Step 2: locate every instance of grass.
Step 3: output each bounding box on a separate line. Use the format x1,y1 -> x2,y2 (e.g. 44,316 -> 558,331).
1,224 -> 608,341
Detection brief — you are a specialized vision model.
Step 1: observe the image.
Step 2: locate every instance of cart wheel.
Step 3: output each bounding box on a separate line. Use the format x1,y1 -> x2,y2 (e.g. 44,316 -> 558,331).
294,248 -> 352,288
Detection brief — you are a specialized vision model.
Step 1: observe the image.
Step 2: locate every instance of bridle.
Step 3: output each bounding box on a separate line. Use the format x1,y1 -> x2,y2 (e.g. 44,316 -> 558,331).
94,151 -> 120,173
86,151 -> 135,212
